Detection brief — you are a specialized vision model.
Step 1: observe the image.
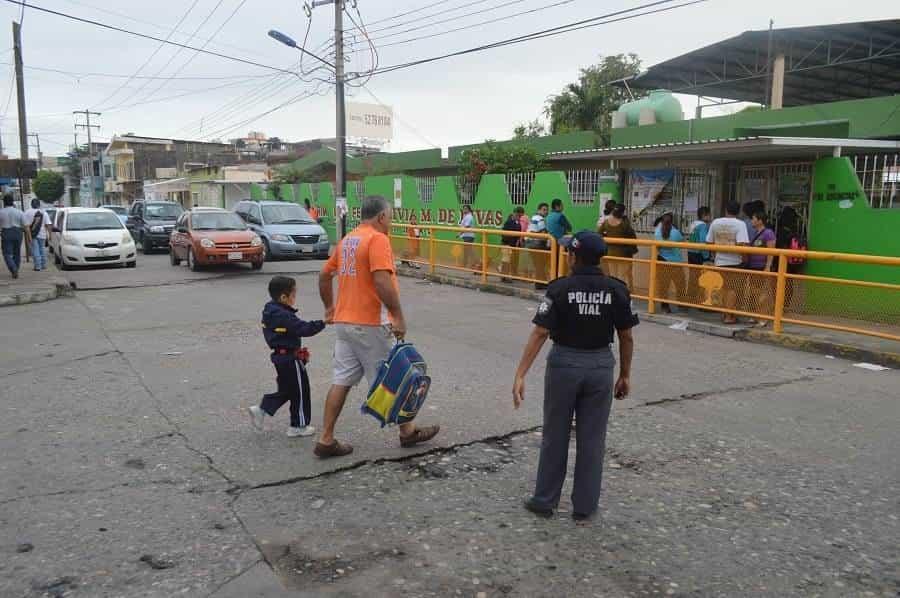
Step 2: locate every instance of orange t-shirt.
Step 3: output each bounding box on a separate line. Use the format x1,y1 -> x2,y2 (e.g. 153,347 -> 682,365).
323,223 -> 399,326
308,206 -> 319,220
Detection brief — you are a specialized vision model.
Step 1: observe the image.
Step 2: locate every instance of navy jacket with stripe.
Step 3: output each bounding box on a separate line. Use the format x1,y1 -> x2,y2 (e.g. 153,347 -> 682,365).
261,301 -> 325,364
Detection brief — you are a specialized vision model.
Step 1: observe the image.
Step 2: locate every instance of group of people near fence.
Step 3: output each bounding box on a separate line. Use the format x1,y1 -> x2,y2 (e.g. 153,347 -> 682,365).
597,198 -> 797,326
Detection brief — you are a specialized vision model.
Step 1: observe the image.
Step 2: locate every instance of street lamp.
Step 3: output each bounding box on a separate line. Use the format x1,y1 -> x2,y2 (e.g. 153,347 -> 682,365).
268,22 -> 346,240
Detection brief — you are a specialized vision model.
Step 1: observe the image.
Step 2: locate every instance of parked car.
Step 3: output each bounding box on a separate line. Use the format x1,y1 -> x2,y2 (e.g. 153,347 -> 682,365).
45,207 -> 58,252
52,207 -> 136,270
99,204 -> 129,225
48,208 -> 68,256
234,200 -> 330,260
126,200 -> 184,253
169,208 -> 264,271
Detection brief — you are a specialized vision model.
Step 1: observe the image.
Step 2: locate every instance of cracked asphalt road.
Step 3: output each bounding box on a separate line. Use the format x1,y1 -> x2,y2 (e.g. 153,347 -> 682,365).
1,254 -> 897,597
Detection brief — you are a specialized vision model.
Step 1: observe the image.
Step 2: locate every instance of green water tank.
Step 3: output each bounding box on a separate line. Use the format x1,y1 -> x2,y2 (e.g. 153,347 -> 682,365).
616,90 -> 683,127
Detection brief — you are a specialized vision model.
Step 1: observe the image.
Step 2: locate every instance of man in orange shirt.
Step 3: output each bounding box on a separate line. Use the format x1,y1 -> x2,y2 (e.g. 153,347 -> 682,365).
304,199 -> 319,221
315,195 -> 440,458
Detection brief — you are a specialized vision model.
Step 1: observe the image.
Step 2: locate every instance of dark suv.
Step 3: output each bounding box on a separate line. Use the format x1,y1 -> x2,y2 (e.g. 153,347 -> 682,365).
126,200 -> 184,253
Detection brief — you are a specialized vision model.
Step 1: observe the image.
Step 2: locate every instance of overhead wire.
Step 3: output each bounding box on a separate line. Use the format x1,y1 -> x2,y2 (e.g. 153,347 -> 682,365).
0,61 -> 273,81
197,89 -> 322,141
358,0 -> 708,78
91,0 -> 200,110
345,0 -> 585,52
343,2 -> 378,88
366,0 -> 476,26
101,0 -> 229,110
364,0 -> 508,36
1,1 -> 306,76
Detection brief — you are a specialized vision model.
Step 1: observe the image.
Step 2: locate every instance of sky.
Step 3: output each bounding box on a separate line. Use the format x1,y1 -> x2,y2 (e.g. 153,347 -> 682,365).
0,0 -> 896,158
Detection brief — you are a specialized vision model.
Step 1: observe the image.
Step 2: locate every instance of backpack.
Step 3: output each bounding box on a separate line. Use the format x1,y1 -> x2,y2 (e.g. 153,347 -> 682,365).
30,210 -> 43,237
363,342 -> 432,427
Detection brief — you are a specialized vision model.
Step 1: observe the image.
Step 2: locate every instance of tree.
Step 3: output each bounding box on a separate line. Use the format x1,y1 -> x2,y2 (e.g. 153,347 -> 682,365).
65,147 -> 85,185
513,119 -> 547,140
33,170 -> 65,204
544,53 -> 646,145
458,140 -> 545,194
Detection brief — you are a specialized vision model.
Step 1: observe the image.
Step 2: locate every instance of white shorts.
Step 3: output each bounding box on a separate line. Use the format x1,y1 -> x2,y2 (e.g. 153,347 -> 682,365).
332,323 -> 393,388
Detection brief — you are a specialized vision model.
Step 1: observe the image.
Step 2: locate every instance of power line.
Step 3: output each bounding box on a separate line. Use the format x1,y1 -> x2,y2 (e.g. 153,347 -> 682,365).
0,61 -> 272,81
347,0 -> 584,51
101,0 -> 229,110
136,0 -> 245,108
343,3 -> 378,87
365,0 -> 510,36
360,0 -> 708,78
1,0 -> 310,76
366,0 -> 463,26
91,0 -> 200,109
198,89 -> 321,141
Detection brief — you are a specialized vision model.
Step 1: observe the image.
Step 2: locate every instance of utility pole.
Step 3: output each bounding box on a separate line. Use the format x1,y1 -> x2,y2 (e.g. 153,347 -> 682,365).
13,20 -> 29,205
28,132 -> 41,169
74,109 -> 101,207
333,0 -> 347,239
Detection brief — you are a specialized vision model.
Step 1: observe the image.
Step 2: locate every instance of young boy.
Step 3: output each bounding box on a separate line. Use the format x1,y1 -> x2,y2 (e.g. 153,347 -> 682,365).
248,276 -> 326,437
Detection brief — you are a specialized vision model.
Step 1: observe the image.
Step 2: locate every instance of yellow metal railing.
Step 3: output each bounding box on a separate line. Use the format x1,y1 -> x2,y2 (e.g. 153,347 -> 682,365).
390,224 -> 558,286
390,224 -> 900,342
560,237 -> 900,342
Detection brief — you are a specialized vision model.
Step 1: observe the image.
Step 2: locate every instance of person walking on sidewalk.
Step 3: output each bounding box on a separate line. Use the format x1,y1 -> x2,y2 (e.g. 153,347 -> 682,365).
0,194 -> 25,279
707,201 -> 750,324
513,231 -> 638,521
24,199 -> 50,272
315,195 -> 440,459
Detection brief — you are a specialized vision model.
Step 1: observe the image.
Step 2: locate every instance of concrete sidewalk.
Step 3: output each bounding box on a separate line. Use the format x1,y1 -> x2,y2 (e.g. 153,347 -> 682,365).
0,262 -> 73,307
397,264 -> 900,368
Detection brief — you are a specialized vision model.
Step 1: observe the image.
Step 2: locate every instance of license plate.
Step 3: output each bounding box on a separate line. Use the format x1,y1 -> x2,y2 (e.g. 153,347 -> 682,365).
301,246 -> 314,253
97,250 -> 107,257
227,251 -> 242,260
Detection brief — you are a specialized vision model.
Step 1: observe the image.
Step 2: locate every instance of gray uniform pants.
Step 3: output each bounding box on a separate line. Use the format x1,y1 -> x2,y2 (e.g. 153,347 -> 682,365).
533,344 -> 615,516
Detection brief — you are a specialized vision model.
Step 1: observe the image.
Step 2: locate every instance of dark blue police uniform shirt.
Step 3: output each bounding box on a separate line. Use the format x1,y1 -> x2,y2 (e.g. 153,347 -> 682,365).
261,301 -> 325,363
532,265 -> 639,349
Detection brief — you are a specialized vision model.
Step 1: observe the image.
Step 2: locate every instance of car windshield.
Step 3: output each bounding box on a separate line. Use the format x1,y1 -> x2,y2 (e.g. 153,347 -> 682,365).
67,212 -> 124,231
193,212 -> 247,231
102,206 -> 127,216
145,203 -> 183,220
261,204 -> 315,225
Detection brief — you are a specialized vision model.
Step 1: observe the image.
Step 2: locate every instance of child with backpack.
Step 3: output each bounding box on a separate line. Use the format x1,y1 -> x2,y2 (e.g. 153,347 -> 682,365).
247,276 -> 326,437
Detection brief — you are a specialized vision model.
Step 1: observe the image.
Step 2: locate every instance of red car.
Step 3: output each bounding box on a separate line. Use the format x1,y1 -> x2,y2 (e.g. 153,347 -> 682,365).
170,208 -> 264,271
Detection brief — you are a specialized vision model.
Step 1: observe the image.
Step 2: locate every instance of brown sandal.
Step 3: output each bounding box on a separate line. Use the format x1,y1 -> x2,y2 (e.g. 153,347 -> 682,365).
314,440 -> 354,458
399,424 -> 441,448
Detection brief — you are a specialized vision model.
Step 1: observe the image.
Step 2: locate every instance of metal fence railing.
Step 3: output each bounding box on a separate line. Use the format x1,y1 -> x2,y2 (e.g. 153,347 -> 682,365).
557,238 -> 900,342
390,224 -> 558,286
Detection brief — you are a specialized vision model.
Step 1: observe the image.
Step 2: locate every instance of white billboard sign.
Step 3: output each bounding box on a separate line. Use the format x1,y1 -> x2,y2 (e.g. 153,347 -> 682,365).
347,102 -> 393,142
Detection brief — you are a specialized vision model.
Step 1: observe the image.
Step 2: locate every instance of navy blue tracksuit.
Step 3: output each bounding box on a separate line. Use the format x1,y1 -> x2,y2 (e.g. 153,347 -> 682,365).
259,301 -> 326,428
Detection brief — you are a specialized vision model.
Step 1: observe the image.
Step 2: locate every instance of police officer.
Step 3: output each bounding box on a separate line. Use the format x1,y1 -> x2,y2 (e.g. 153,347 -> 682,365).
512,230 -> 638,521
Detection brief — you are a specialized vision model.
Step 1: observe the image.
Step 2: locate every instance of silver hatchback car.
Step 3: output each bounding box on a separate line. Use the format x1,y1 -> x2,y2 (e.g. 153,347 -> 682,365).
234,200 -> 330,260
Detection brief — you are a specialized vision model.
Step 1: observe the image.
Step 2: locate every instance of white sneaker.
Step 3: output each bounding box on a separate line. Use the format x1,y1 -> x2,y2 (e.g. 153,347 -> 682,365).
247,406 -> 266,430
287,426 -> 316,438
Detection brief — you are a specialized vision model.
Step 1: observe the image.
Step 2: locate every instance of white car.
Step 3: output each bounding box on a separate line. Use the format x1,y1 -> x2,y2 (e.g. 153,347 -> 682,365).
52,207 -> 137,270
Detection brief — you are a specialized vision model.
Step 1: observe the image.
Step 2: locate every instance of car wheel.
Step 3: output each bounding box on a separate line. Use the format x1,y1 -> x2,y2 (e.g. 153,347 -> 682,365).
170,248 -> 181,266
126,261 -> 137,268
251,259 -> 263,271
262,239 -> 271,262
187,247 -> 200,272
58,251 -> 70,271
54,250 -> 61,265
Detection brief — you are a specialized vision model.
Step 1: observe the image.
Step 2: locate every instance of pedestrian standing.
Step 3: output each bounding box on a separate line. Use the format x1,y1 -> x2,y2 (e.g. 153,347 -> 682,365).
745,211 -> 777,327
707,201 -> 750,324
401,214 -> 421,269
525,202 -> 550,289
316,195 -> 440,458
305,199 -> 319,222
654,213 -> 686,313
686,206 -> 712,302
23,199 -> 50,272
500,208 -> 523,281
598,203 -> 638,290
0,194 -> 25,278
513,231 -> 638,521
545,198 -> 572,242
458,204 -> 476,270
596,199 -> 617,229
248,276 -> 326,437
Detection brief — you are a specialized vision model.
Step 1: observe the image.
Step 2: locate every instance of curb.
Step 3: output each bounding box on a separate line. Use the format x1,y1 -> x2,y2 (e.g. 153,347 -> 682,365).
737,329 -> 900,369
0,277 -> 74,307
396,267 -> 899,368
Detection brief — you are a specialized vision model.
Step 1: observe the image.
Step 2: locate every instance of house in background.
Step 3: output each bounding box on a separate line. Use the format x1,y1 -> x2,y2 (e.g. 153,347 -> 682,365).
102,134 -> 240,204
186,163 -> 270,209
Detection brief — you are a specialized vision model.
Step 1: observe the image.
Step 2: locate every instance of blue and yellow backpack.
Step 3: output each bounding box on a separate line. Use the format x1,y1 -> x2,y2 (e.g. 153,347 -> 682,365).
362,342 -> 432,427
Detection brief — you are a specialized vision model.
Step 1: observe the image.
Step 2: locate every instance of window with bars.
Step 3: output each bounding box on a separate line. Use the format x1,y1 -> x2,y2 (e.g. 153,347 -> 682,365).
415,176 -> 437,204
353,180 -> 365,199
850,153 -> 900,209
566,170 -> 614,205
456,176 -> 476,206
505,172 -> 535,205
